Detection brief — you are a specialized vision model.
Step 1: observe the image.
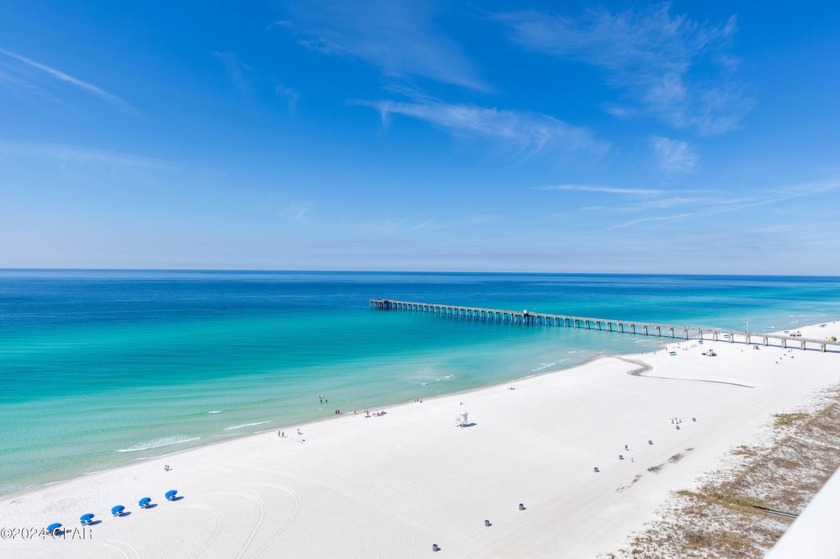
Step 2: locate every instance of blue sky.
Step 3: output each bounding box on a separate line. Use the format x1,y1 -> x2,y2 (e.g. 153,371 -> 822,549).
1,1 -> 839,274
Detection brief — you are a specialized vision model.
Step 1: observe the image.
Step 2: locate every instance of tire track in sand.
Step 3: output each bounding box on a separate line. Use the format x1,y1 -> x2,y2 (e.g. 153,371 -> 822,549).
224,484 -> 300,559
619,357 -> 754,388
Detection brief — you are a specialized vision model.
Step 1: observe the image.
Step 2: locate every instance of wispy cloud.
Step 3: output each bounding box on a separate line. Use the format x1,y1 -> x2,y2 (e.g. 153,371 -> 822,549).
617,195 -> 752,212
539,184 -> 663,196
370,213 -> 504,237
279,202 -> 314,221
0,67 -> 36,91
275,83 -> 300,113
616,212 -> 696,228
498,4 -> 752,134
213,51 -> 300,113
213,51 -> 251,97
0,49 -> 135,112
409,218 -> 436,232
541,177 -> 840,231
376,215 -> 424,235
612,179 -> 840,228
355,99 -> 608,158
650,136 -> 699,173
0,141 -> 173,169
276,0 -> 488,91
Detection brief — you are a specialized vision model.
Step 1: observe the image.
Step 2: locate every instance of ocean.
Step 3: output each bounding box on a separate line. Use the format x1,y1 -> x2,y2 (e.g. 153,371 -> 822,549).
2,270 -> 840,496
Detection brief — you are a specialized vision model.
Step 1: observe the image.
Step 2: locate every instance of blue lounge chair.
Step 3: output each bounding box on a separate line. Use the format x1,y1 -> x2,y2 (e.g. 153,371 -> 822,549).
139,497 -> 152,508
165,489 -> 178,501
111,505 -> 125,517
80,513 -> 95,525
46,523 -> 62,534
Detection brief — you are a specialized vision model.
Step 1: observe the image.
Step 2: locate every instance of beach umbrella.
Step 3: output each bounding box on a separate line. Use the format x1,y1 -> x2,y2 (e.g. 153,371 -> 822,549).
139,497 -> 152,508
80,513 -> 95,525
111,505 -> 125,516
165,489 -> 178,501
46,523 -> 62,533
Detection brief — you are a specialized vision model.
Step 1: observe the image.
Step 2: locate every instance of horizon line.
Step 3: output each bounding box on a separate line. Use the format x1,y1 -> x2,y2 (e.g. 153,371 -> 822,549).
1,267 -> 839,280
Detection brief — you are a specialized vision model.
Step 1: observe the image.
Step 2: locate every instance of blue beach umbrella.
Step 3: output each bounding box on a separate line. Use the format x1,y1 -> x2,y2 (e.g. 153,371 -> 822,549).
46,523 -> 62,533
139,497 -> 152,508
111,505 -> 125,516
165,489 -> 178,501
80,513 -> 94,525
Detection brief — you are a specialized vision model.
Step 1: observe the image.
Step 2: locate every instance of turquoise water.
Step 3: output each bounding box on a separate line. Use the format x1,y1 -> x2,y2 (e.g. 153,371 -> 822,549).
2,270 -> 840,495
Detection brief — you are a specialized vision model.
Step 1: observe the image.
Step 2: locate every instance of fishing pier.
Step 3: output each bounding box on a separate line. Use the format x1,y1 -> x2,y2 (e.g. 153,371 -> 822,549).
369,299 -> 840,353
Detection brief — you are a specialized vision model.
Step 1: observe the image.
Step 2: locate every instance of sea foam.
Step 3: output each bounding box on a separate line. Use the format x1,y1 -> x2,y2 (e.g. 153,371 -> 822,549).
224,421 -> 270,431
117,435 -> 201,453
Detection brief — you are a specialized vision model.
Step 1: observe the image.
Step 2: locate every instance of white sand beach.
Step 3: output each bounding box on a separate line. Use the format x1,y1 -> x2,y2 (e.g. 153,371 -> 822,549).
2,322 -> 839,558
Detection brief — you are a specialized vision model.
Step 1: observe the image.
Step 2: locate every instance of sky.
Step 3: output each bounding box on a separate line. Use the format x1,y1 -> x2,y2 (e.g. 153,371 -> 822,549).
1,1 -> 839,274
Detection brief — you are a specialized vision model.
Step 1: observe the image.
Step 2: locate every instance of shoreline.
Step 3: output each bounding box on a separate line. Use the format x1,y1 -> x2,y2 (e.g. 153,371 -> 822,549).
1,310 -> 830,500
2,321 -> 839,557
0,346 -> 619,502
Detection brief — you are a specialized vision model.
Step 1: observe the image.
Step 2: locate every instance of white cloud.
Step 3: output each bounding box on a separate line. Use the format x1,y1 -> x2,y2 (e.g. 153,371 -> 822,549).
355,99 -> 608,158
498,4 -> 752,134
0,49 -> 135,112
276,0 -> 488,91
650,136 -> 699,173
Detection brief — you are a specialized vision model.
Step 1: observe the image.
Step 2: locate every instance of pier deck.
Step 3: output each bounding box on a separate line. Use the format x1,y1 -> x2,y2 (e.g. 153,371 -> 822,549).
370,299 -> 840,353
